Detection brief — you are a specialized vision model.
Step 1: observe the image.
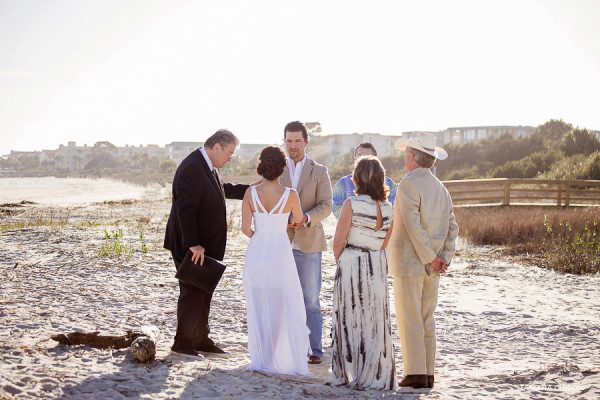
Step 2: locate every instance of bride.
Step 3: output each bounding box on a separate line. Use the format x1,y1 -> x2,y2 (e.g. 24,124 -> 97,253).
241,145 -> 311,375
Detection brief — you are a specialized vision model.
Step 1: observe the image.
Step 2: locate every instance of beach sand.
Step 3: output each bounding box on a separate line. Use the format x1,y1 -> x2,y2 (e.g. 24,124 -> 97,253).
1,180 -> 599,399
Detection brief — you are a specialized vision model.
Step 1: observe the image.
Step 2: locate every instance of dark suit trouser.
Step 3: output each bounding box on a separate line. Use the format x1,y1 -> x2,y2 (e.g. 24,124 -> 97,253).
173,258 -> 214,351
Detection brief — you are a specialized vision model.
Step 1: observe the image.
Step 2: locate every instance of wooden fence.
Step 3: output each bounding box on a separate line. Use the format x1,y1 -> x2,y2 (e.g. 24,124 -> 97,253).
443,178 -> 600,207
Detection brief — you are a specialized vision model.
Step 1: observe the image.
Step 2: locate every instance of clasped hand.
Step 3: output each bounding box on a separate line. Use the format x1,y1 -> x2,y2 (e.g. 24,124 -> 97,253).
288,214 -> 308,228
429,256 -> 448,274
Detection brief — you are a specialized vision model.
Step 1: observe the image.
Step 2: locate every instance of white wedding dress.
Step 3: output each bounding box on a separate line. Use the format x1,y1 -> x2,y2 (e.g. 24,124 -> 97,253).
243,186 -> 311,375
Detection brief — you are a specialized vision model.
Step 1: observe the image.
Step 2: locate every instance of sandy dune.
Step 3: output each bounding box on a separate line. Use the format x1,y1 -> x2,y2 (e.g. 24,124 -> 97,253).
1,181 -> 599,399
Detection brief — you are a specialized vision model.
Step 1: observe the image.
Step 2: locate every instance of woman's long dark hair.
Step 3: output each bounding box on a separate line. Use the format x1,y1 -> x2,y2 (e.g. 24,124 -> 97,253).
352,155 -> 388,201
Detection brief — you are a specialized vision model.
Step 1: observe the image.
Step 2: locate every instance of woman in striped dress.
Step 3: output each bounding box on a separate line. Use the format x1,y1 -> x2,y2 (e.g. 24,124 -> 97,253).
331,155 -> 397,390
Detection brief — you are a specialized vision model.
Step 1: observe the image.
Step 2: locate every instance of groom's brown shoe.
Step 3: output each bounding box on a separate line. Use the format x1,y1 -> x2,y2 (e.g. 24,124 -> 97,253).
399,375 -> 428,389
308,356 -> 322,364
427,375 -> 434,388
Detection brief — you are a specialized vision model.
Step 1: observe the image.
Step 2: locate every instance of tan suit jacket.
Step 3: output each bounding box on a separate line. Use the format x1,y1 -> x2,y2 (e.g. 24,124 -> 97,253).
388,168 -> 459,277
281,156 -> 332,253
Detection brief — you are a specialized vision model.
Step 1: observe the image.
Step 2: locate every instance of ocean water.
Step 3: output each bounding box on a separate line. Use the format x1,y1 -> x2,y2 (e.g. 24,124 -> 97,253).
0,177 -> 168,205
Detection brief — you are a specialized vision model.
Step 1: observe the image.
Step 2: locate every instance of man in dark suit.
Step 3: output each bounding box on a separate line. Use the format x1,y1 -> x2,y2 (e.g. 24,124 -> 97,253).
164,129 -> 248,359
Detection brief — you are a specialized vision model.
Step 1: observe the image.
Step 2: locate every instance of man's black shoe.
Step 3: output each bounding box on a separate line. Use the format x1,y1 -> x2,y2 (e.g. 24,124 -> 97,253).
170,345 -> 205,360
196,343 -> 232,359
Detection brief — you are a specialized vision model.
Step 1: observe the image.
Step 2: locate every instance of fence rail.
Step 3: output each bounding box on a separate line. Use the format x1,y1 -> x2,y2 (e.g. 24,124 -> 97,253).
442,178 -> 600,207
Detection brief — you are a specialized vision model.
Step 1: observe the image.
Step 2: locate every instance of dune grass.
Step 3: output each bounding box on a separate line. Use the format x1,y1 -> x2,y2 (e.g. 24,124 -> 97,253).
454,206 -> 600,274
0,215 -> 70,233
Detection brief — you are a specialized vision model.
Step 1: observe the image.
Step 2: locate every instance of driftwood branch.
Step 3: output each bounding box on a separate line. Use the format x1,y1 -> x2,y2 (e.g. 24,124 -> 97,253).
51,330 -> 140,349
51,326 -> 161,363
130,326 -> 161,363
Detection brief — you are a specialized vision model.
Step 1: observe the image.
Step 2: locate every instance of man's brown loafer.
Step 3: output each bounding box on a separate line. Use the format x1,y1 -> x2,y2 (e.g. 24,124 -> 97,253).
308,355 -> 322,364
399,375 -> 428,389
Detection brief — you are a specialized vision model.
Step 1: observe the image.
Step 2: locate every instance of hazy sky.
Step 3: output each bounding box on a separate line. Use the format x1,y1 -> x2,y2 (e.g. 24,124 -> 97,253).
1,0 -> 599,156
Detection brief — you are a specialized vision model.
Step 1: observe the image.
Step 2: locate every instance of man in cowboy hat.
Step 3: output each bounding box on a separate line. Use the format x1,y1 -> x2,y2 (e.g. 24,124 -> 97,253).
387,132 -> 459,389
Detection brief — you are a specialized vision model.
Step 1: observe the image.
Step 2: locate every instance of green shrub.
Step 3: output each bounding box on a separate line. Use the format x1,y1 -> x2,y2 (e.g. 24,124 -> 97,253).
437,132 -> 544,179
82,218 -> 100,226
98,227 -> 133,258
444,165 -> 481,180
455,206 -> 600,274
561,128 -> 600,156
159,159 -> 177,173
489,150 -> 562,178
542,216 -> 600,274
104,228 -> 123,239
327,150 -> 354,182
380,154 -> 406,182
98,239 -> 134,258
539,152 -> 600,180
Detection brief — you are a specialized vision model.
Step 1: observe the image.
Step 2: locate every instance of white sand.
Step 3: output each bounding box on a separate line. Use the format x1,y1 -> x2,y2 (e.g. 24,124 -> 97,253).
0,179 -> 599,399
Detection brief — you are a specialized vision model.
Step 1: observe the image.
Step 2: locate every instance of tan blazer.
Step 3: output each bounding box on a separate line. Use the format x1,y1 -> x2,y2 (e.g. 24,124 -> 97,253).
387,168 -> 459,277
280,156 -> 332,253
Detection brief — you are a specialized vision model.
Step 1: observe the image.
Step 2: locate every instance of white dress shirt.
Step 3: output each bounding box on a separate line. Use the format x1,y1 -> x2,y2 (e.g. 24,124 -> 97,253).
287,155 -> 306,190
287,155 -> 310,250
199,147 -> 215,172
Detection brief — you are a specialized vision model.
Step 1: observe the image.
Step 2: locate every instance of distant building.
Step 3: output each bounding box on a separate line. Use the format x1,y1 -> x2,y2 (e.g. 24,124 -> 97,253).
40,142 -> 93,169
236,143 -> 268,160
325,133 -> 403,162
37,141 -> 170,170
401,131 -> 446,146
166,142 -> 271,165
6,150 -> 41,159
117,144 -> 167,159
165,142 -> 204,165
441,126 -> 535,145
321,126 -> 538,163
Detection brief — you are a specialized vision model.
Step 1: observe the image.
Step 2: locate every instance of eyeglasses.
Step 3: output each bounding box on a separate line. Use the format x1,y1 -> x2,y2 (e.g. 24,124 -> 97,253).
220,145 -> 235,158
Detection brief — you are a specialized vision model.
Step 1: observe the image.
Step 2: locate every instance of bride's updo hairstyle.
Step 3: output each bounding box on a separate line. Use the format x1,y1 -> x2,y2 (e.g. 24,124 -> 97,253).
256,145 -> 287,181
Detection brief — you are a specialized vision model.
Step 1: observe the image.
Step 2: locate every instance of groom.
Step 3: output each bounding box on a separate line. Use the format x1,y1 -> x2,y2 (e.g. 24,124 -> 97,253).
164,129 -> 249,359
281,121 -> 332,364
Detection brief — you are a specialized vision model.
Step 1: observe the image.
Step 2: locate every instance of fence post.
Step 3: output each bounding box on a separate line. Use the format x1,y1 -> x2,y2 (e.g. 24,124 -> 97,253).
557,183 -> 562,206
565,183 -> 570,207
503,181 -> 511,206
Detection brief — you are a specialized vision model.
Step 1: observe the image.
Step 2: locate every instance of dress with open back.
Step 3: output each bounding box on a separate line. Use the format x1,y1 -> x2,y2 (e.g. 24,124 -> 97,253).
331,194 -> 397,390
243,186 -> 311,375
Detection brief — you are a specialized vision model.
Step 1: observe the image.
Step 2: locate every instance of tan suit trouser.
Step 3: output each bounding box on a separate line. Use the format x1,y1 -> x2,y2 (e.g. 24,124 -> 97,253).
393,271 -> 439,375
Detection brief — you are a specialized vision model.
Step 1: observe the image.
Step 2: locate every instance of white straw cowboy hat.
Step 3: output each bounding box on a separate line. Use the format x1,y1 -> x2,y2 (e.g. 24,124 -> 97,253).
395,131 -> 448,160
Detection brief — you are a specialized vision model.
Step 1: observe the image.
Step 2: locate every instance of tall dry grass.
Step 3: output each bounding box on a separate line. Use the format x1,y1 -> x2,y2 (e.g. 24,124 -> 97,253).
454,206 -> 600,274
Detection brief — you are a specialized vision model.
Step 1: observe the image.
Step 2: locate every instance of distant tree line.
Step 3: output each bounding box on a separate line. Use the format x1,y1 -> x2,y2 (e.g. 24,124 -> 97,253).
5,120 -> 598,184
324,119 -> 600,183
217,118 -> 600,184
435,119 -> 600,181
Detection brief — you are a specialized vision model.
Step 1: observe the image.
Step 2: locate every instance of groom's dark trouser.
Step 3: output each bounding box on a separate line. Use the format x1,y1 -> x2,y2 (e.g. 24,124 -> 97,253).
172,258 -> 214,351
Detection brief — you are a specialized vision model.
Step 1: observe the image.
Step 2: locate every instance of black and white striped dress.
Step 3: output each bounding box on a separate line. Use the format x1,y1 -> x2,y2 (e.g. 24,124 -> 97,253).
331,195 -> 397,390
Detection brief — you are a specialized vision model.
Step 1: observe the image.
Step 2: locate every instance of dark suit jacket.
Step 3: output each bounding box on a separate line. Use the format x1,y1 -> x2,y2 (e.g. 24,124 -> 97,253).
163,149 -> 248,263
